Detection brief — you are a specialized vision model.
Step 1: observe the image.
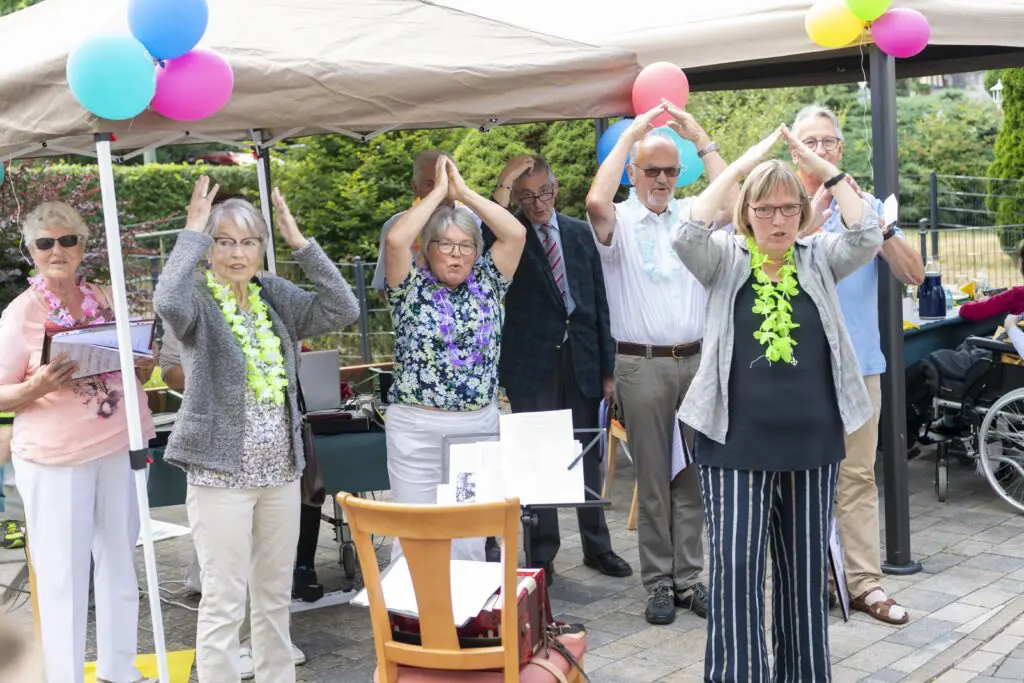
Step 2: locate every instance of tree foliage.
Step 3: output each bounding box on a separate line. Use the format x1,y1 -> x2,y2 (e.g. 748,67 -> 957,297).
987,68 -> 1024,249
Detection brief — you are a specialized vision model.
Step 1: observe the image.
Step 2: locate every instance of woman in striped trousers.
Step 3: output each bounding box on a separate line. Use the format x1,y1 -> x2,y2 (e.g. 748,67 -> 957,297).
671,127 -> 884,681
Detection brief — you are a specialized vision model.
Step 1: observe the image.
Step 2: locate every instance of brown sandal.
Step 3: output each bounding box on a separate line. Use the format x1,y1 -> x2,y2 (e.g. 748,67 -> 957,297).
850,587 -> 909,625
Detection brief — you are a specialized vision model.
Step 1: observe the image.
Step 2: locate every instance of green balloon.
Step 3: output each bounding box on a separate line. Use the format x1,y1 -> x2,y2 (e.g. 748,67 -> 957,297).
846,0 -> 893,22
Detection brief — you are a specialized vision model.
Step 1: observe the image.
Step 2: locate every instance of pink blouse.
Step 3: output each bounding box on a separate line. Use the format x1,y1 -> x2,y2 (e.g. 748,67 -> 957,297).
0,287 -> 155,466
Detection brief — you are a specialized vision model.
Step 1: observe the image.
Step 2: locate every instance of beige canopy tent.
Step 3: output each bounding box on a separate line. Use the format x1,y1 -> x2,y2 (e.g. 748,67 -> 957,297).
0,0 -> 640,159
435,0 -> 1024,88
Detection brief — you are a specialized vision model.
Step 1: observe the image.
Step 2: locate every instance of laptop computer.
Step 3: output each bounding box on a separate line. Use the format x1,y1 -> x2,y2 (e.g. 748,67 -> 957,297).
298,350 -> 342,413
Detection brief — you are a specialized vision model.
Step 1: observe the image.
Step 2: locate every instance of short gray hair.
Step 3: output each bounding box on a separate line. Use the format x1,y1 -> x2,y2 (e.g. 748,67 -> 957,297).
793,104 -> 844,140
205,198 -> 271,255
628,129 -> 682,165
419,206 -> 482,260
22,202 -> 90,246
412,149 -> 443,184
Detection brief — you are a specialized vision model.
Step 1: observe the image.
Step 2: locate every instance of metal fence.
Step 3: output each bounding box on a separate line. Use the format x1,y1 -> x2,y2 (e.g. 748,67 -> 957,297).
911,172 -> 1024,291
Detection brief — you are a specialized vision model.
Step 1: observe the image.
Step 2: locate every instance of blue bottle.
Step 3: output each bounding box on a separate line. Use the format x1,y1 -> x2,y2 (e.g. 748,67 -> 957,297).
918,258 -> 946,320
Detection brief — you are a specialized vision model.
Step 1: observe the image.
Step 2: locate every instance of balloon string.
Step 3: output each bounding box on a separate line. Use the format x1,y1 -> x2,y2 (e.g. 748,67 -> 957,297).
858,29 -> 872,176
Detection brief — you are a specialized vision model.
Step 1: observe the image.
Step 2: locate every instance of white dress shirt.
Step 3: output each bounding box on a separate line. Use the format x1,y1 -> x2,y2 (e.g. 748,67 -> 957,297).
594,193 -> 706,346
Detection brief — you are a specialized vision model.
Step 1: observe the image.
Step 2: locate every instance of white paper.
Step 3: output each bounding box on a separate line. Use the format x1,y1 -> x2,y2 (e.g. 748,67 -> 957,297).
499,409 -> 585,506
883,194 -> 899,229
828,520 -> 851,622
48,320 -> 154,380
135,519 -> 190,547
351,558 -> 502,626
446,441 -> 503,504
671,420 -> 685,480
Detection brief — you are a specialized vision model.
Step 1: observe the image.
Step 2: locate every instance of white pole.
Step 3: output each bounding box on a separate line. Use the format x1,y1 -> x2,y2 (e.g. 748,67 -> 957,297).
252,129 -> 277,274
94,134 -> 171,683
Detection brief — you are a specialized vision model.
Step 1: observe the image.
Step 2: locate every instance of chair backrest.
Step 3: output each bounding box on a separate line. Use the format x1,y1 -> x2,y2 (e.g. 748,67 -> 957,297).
338,493 -> 521,683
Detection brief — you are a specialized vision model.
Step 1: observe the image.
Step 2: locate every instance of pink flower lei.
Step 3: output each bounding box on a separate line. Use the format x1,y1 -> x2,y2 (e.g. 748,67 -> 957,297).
28,274 -> 107,327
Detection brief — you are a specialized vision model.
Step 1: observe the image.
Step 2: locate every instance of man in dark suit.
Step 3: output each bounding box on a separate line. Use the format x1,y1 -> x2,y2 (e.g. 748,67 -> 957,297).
485,155 -> 631,583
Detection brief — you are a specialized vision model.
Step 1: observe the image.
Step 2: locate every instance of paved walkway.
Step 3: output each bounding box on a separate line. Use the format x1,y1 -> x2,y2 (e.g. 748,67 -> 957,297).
2,446 -> 1023,682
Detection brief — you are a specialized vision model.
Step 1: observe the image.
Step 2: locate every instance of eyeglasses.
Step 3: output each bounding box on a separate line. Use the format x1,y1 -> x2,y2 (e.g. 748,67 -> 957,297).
750,204 -> 803,219
213,236 -> 264,252
517,191 -> 555,205
34,235 -> 80,250
431,240 -> 476,256
801,137 -> 841,152
632,164 -> 682,179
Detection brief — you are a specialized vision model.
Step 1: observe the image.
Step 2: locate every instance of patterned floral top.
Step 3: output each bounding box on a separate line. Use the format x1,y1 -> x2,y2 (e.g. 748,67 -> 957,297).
387,251 -> 510,411
187,311 -> 298,489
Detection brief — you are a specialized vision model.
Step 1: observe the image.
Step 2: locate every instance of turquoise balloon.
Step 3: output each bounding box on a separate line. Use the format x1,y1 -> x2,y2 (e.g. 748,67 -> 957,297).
0,164 -> 4,186
66,35 -> 156,121
649,126 -> 704,187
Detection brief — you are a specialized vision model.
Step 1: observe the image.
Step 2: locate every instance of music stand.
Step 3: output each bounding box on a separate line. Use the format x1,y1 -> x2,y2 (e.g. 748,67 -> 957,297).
440,428 -> 610,568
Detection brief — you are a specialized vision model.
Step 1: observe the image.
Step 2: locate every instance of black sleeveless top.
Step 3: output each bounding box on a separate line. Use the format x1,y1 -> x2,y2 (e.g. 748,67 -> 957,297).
694,275 -> 844,472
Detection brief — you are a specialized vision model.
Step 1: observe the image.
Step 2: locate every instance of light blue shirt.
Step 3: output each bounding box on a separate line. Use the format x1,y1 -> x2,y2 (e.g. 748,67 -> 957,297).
532,213 -> 576,316
823,193 -> 893,376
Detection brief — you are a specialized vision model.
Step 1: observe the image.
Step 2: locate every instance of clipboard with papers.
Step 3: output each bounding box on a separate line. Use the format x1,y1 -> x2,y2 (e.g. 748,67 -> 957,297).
40,319 -> 155,380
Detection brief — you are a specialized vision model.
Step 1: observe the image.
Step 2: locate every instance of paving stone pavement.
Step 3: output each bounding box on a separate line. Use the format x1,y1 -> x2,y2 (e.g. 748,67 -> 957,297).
1,446 -> 1023,682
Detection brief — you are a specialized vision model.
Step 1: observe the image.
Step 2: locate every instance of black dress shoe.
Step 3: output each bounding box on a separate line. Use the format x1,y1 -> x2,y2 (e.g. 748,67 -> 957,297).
583,551 -> 633,578
646,585 -> 676,625
675,582 -> 708,619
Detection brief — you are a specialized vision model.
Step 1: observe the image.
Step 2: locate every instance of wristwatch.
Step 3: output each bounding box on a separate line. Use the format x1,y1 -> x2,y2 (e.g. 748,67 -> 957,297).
697,142 -> 719,159
882,224 -> 897,241
496,183 -> 513,192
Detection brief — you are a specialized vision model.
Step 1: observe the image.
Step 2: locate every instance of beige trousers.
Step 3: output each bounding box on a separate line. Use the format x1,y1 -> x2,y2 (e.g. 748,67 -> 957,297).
187,479 -> 301,683
835,374 -> 884,598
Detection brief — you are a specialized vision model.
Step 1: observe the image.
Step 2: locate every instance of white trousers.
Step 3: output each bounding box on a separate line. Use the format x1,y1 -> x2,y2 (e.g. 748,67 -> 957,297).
15,452 -> 142,683
187,479 -> 300,683
384,403 -> 497,563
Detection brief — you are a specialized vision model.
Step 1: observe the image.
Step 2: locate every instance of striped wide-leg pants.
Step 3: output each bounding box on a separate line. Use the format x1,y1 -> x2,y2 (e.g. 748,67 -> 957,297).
699,464 -> 838,683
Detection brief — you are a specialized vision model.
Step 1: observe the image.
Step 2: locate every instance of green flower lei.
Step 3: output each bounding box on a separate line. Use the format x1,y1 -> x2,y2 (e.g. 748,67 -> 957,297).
747,237 -> 800,364
206,271 -> 288,405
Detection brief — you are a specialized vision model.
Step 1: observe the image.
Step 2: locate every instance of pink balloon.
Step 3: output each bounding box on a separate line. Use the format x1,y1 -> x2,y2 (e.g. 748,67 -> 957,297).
871,8 -> 931,59
632,62 -> 689,127
151,49 -> 234,121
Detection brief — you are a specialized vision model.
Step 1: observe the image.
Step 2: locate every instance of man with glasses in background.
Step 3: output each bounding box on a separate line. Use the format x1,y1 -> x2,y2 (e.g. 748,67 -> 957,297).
791,104 -> 923,626
487,155 -> 631,584
585,101 -> 735,625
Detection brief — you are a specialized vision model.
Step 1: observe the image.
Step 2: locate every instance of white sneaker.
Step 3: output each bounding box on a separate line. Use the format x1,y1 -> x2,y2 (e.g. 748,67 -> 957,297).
237,642 -> 305,680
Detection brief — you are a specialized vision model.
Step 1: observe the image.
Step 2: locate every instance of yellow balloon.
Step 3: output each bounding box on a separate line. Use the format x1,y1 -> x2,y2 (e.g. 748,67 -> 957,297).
805,0 -> 867,49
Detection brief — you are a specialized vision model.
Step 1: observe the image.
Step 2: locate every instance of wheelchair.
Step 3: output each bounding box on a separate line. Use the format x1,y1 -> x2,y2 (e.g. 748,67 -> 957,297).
917,336 -> 1024,514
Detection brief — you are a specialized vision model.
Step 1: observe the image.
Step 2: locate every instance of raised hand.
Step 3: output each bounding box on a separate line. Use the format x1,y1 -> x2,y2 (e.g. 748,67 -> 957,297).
626,103 -> 668,142
446,157 -> 470,200
662,99 -> 709,145
498,155 -> 535,188
781,125 -> 840,182
271,188 -> 309,250
734,126 -> 785,176
185,176 -> 219,232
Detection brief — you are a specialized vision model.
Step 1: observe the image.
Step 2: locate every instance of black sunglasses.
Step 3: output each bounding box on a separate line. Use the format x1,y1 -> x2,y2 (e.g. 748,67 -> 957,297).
633,164 -> 682,179
34,235 -> 80,250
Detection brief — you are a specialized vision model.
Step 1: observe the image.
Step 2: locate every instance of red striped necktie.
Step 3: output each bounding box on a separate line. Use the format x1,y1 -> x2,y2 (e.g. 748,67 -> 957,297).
539,224 -> 567,304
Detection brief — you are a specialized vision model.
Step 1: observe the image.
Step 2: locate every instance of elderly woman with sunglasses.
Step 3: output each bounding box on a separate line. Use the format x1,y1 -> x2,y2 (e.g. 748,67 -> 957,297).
154,178 -> 359,683
383,155 -> 525,561
671,127 -> 882,682
0,202 -> 157,683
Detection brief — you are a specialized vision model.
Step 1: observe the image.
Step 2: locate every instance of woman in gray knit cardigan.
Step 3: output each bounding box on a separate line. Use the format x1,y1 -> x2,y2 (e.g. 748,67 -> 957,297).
154,177 -> 359,683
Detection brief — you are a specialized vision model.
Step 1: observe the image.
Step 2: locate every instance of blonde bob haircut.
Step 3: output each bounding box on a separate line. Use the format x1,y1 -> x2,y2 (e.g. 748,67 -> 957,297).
733,159 -> 813,239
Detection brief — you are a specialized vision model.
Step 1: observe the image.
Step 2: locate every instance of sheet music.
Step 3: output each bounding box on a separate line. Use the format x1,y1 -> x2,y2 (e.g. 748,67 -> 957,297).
499,409 -> 586,506
829,520 -> 851,622
46,320 -> 154,380
50,342 -> 151,380
351,558 -> 502,626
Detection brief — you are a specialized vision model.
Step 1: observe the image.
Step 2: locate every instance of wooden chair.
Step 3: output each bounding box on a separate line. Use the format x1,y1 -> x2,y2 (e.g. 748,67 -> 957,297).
338,493 -> 587,683
602,418 -> 639,531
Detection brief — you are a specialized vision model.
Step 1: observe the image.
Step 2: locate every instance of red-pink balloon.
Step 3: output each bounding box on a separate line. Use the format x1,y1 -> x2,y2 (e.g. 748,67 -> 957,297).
632,62 -> 689,127
151,49 -> 234,121
871,8 -> 931,59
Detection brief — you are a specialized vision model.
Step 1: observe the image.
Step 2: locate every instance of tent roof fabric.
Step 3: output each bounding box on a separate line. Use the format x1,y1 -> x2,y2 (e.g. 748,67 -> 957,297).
1,0 -> 1023,159
0,0 -> 640,158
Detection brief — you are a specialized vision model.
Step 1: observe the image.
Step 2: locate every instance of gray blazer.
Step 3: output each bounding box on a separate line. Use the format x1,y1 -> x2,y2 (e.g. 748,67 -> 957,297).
671,199 -> 883,444
153,231 -> 359,474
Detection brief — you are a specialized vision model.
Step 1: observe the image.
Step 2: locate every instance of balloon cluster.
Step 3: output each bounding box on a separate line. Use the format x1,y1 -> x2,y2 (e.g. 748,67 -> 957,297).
65,0 -> 233,122
596,62 -> 703,188
805,0 -> 931,59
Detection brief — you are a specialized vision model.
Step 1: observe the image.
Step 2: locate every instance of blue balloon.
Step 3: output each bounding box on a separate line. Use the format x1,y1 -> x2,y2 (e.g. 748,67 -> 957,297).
66,35 -> 157,121
597,118 -> 633,186
129,0 -> 209,61
648,126 -> 705,187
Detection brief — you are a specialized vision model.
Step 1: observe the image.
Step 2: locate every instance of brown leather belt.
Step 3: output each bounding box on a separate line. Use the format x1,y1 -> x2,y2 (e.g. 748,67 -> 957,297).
616,341 -> 701,359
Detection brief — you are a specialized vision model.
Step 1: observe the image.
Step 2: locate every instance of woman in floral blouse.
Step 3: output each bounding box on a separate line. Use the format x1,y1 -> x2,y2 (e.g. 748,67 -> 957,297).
384,154 -> 526,561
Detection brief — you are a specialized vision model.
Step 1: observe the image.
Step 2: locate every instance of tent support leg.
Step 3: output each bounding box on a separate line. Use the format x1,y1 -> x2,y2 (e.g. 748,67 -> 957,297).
94,133 -> 172,683
252,129 -> 277,275
869,48 -> 921,576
